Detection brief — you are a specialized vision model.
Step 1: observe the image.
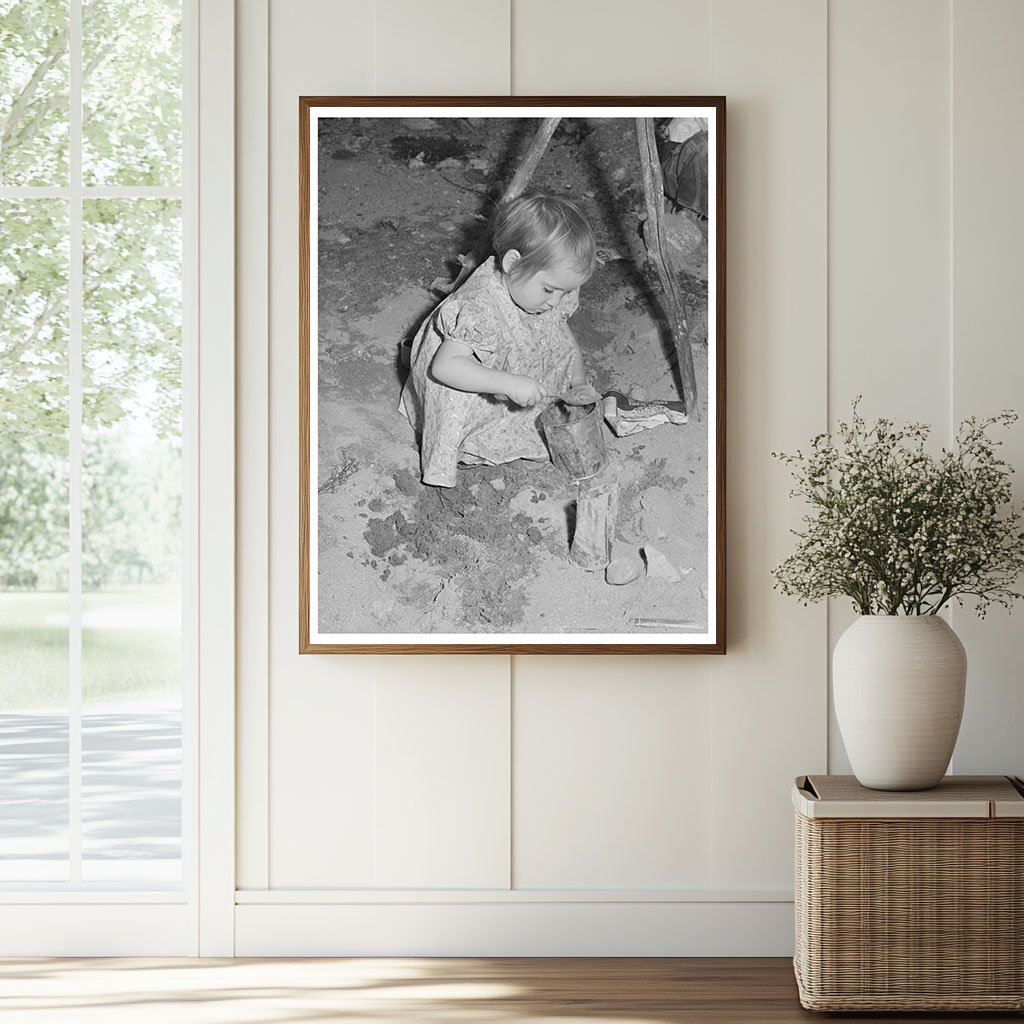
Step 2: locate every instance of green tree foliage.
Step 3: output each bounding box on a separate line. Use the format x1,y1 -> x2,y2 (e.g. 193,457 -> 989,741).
0,0 -> 181,186
83,198 -> 182,439
0,440 -> 68,588
0,0 -> 182,590
0,198 -> 68,442
82,0 -> 181,185
82,428 -> 181,590
0,0 -> 69,186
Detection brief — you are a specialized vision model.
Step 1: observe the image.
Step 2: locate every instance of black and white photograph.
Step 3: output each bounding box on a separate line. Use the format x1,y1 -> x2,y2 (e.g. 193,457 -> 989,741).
300,98 -> 725,653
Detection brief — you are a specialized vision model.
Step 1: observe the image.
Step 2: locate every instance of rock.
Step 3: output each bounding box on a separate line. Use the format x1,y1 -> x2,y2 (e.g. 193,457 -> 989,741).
408,151 -> 427,169
641,208 -> 707,279
437,157 -> 464,169
642,544 -> 682,583
667,207 -> 705,251
468,157 -> 490,171
606,557 -> 641,586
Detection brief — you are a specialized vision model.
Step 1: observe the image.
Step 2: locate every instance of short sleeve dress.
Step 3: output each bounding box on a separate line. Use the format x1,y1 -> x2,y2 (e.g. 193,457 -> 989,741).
399,257 -> 581,487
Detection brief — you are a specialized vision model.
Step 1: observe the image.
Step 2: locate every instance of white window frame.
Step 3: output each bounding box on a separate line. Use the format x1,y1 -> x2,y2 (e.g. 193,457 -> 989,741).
0,0 -> 234,956
195,0 -> 236,957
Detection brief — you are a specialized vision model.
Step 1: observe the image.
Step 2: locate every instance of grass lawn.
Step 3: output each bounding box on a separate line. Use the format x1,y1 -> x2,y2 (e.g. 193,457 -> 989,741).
0,589 -> 181,710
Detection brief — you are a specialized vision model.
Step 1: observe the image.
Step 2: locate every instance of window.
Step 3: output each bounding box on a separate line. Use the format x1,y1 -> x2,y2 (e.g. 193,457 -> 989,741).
1,0 -> 192,890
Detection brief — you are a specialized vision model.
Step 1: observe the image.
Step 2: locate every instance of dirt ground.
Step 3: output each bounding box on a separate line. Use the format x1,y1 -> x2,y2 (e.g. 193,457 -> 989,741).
315,116 -> 710,636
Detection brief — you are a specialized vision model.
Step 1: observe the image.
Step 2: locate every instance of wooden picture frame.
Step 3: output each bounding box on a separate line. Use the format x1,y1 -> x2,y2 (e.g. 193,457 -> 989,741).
300,97 -> 725,653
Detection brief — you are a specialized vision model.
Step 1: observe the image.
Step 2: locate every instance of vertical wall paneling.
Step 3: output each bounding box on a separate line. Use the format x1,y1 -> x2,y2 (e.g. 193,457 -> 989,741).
375,661 -> 511,888
372,3 -> 515,889
510,0 -> 722,897
512,0 -> 712,95
230,0 -> 1024,954
828,0 -> 951,433
372,1 -> 514,889
827,0 -> 951,773
375,0 -> 510,94
265,0 -> 515,891
949,0 -> 1024,777
266,0 -> 377,887
709,0 -> 828,889
269,666 -> 378,886
513,657 -> 713,889
236,0 -> 270,892
368,3 -> 514,890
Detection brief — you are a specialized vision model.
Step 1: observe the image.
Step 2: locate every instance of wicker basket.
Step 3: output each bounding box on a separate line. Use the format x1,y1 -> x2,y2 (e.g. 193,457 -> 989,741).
793,775 -> 1024,1012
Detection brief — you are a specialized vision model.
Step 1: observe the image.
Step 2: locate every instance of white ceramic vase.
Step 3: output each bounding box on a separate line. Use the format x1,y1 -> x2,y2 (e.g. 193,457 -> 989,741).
833,615 -> 967,791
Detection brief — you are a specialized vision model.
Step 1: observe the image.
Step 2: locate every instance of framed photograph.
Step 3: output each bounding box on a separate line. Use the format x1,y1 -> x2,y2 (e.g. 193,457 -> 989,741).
300,97 -> 725,653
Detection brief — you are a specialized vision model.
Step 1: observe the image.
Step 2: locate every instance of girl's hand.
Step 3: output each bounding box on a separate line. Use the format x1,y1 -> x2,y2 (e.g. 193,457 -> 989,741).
504,375 -> 546,408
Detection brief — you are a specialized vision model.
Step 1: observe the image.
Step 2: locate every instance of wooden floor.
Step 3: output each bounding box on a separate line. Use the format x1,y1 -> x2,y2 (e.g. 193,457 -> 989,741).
0,957 -> 1019,1023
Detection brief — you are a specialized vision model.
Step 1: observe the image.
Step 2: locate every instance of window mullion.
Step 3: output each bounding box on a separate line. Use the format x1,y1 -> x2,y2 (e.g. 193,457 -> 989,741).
68,0 -> 83,886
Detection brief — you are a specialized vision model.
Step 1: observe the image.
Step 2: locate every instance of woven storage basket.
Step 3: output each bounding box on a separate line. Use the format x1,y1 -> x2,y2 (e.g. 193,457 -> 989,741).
793,775 -> 1024,1012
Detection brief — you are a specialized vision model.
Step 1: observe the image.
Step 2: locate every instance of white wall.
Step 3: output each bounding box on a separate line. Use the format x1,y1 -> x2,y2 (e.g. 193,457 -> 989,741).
234,0 -> 1024,955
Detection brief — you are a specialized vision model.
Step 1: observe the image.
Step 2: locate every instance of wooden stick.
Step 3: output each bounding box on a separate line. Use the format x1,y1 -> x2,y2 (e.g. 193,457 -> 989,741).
636,117 -> 699,418
432,117 -> 562,295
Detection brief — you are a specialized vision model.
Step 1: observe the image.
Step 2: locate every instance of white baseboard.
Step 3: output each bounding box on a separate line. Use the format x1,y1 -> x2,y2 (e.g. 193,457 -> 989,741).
235,898 -> 795,956
0,904 -> 195,956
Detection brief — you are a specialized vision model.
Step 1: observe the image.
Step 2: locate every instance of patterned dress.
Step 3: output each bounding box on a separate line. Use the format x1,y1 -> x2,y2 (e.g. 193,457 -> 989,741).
400,257 -> 581,487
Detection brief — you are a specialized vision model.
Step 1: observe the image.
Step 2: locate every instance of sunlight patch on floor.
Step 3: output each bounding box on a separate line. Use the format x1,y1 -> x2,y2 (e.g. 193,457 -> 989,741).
0,958 -> 684,1023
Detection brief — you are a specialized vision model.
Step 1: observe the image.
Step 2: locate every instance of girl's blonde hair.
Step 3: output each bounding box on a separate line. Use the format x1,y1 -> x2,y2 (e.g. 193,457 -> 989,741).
492,193 -> 597,281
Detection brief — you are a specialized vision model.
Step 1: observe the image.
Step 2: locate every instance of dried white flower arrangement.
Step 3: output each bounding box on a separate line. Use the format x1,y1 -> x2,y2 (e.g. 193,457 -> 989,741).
772,400 -> 1024,616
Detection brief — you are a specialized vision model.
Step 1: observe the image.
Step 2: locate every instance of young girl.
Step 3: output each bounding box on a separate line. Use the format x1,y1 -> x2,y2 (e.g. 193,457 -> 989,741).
400,194 -> 597,488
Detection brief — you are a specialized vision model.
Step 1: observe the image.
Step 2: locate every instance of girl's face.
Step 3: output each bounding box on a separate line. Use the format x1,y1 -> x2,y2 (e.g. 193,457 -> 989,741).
501,251 -> 589,315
